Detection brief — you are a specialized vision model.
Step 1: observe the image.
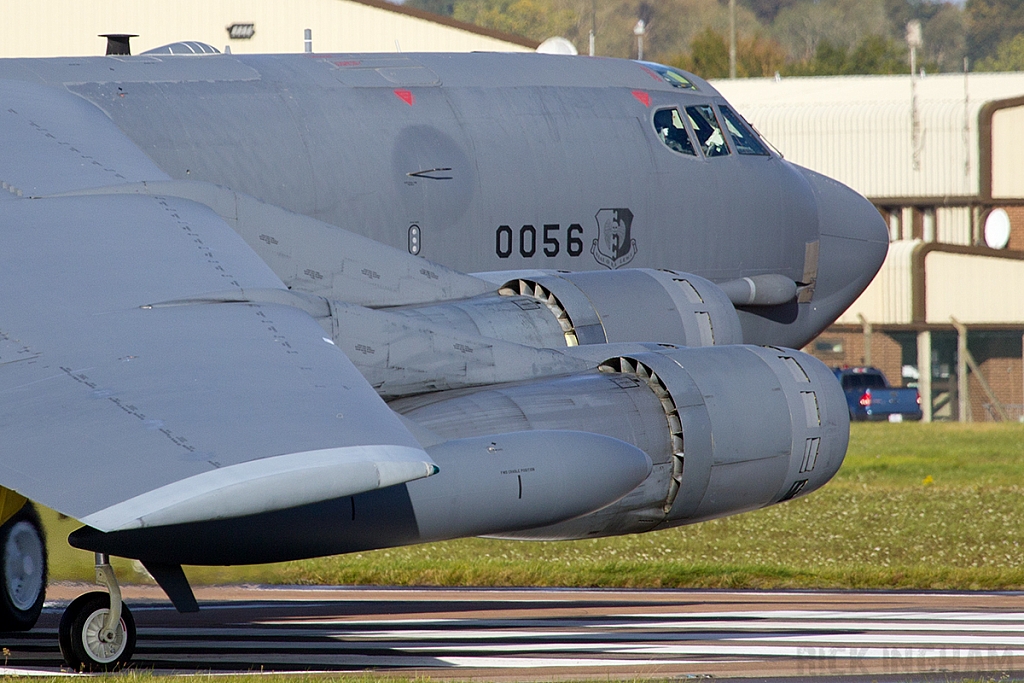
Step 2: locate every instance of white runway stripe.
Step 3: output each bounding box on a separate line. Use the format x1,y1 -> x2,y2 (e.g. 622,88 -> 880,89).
14,591 -> 1024,674
309,620 -> 1024,637
0,667 -> 73,677
404,642 -> 1024,660
148,611 -> 1024,651
651,610 -> 1024,621
433,656 -> 708,668
599,619 -> 1024,632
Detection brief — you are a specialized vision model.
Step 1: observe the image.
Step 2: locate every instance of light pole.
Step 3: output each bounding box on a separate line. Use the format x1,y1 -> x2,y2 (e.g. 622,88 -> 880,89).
590,0 -> 596,56
907,20 -> 922,171
729,0 -> 736,79
634,19 -> 646,61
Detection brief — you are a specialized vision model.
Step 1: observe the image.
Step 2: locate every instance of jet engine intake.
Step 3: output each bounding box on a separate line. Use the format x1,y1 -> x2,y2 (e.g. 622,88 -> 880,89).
394,345 -> 848,540
387,268 -> 743,349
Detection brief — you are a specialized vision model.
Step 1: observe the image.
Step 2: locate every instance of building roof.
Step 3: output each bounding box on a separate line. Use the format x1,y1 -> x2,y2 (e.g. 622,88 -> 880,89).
0,0 -> 537,58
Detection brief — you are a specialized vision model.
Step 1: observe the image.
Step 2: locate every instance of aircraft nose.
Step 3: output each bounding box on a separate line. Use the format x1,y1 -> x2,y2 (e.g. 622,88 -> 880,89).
798,167 -> 889,317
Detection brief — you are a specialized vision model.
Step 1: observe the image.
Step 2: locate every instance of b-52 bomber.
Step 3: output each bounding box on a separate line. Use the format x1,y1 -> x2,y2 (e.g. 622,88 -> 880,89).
0,45 -> 888,670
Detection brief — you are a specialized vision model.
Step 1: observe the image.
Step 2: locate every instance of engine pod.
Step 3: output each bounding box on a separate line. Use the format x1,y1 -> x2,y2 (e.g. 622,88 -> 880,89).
389,268 -> 743,349
396,344 -> 848,540
553,269 -> 743,346
497,268 -> 743,346
634,345 -> 849,525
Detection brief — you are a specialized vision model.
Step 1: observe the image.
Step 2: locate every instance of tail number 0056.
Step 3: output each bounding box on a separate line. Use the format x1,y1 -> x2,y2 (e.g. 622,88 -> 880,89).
496,224 -> 584,259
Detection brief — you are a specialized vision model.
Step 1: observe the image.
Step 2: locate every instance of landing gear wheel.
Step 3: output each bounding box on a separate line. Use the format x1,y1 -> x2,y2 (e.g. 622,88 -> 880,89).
0,503 -> 47,631
58,592 -> 136,671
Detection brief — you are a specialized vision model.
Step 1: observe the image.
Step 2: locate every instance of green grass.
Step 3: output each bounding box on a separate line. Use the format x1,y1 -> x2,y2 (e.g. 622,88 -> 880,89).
42,422 -> 1024,591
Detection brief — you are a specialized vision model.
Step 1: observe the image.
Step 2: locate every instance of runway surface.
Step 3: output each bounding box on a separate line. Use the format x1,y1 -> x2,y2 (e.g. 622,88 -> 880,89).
3,584 -> 1024,679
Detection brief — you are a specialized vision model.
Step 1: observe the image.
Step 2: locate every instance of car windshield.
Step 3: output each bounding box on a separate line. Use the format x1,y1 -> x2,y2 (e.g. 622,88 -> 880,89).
842,374 -> 887,389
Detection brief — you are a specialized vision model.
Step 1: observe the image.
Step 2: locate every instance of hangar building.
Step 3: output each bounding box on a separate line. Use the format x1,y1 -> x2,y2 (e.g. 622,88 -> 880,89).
0,0 -> 536,57
717,73 -> 1024,422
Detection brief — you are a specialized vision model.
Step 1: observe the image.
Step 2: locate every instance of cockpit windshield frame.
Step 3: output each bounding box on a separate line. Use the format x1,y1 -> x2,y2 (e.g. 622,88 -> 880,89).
718,104 -> 771,157
635,61 -> 699,91
652,107 -> 697,157
685,104 -> 730,158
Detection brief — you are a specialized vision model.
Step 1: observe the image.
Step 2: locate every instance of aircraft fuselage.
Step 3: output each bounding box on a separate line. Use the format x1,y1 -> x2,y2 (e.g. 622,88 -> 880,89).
1,51 -> 888,347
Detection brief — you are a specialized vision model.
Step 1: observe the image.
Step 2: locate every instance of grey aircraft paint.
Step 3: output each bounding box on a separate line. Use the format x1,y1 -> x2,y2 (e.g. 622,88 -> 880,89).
0,52 -> 888,347
0,48 -> 886,659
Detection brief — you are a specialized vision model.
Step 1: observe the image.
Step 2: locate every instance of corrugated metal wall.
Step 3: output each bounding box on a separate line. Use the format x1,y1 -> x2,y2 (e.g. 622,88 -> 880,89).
925,252 -> 1024,323
713,76 -> 1024,332
936,207 -> 972,245
715,73 -> 1024,202
992,105 -> 1024,199
835,239 -> 919,325
836,245 -> 1024,325
740,99 -> 974,199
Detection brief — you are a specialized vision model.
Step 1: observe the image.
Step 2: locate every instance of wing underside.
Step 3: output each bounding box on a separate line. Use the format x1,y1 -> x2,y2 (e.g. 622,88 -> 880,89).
0,192 -> 435,531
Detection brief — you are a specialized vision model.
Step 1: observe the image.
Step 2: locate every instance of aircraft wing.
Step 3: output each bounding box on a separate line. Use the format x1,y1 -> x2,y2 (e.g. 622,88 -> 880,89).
0,192 -> 436,532
0,79 -> 436,531
0,79 -> 172,196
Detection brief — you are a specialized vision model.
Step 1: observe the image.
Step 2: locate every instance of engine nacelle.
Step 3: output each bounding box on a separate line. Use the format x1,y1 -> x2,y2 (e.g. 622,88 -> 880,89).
393,345 -> 848,539
387,268 -> 743,349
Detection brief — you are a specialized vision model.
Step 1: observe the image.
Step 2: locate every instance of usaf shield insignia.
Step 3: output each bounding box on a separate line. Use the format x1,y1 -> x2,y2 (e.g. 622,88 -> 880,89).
591,208 -> 638,269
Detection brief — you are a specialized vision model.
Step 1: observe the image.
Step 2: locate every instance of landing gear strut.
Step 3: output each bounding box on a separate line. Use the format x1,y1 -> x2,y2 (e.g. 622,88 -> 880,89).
58,553 -> 136,671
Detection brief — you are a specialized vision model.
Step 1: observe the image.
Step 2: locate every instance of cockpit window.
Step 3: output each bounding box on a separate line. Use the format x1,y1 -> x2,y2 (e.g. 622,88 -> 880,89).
719,105 -> 770,156
636,61 -> 699,91
685,105 -> 729,157
653,108 -> 696,156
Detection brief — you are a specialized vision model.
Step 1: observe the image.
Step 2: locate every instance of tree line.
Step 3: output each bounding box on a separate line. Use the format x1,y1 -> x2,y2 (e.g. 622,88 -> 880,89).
404,0 -> 1024,77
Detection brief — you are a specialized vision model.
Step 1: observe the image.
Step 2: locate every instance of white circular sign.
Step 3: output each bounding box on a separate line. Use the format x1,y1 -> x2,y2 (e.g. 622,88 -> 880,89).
984,208 -> 1011,250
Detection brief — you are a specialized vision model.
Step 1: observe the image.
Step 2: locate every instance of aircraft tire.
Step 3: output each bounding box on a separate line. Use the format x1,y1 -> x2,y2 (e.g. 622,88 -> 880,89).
58,592 -> 136,671
0,503 -> 47,631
